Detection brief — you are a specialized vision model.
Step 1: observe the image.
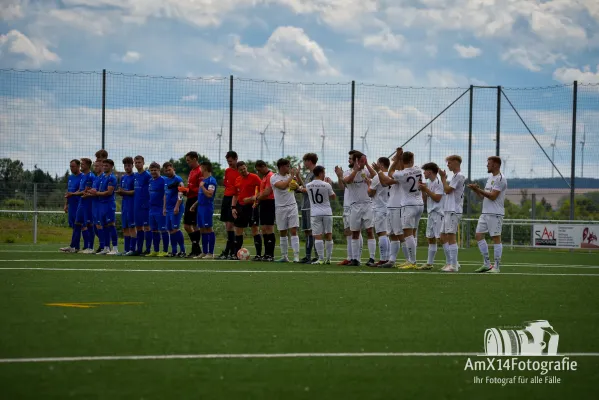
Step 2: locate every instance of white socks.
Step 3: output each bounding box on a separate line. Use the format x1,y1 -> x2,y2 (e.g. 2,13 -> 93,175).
346,236 -> 352,260
315,239 -> 324,260
494,243 -> 503,270
443,243 -> 450,264
325,240 -> 333,261
351,239 -> 361,260
280,236 -> 289,258
401,241 -> 409,262
367,239 -> 376,260
291,235 -> 300,256
449,243 -> 458,266
389,240 -> 400,262
379,236 -> 389,261
405,235 -> 416,263
427,243 -> 437,265
478,240 -> 490,266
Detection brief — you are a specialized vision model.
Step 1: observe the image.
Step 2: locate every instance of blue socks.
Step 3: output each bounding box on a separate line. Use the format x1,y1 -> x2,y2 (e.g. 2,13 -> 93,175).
170,232 -> 178,254
145,231 -> 153,252
136,230 -> 144,253
176,231 -> 186,253
210,232 -> 216,254
97,228 -> 105,249
70,225 -> 82,249
161,232 -> 170,253
152,232 -> 160,252
108,226 -> 118,247
124,236 -> 131,252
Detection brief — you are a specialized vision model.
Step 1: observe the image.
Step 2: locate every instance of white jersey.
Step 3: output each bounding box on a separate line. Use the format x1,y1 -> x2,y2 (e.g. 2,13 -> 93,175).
387,171 -> 402,209
346,167 -> 372,205
395,167 -> 424,207
369,173 -> 389,211
427,176 -> 444,214
306,180 -> 335,217
270,173 -> 298,208
482,173 -> 508,216
342,169 -> 353,208
443,172 -> 466,214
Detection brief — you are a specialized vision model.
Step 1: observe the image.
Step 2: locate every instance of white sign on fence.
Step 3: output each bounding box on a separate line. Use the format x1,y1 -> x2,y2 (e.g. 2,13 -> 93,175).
533,224 -> 599,249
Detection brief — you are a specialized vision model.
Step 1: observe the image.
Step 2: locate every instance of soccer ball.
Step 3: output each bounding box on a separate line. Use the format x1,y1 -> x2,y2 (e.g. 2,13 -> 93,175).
237,248 -> 250,260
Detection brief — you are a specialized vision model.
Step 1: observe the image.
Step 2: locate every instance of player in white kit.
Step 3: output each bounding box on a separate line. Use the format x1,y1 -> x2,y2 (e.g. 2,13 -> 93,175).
468,156 -> 507,273
306,166 -> 336,264
270,158 -> 301,262
368,157 -> 391,266
343,151 -> 377,267
418,162 -> 445,270
439,155 -> 465,272
335,150 -> 363,265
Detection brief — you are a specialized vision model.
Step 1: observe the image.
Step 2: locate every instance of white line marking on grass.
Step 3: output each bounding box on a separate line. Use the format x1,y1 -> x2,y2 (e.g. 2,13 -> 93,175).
1,352 -> 598,363
1,267 -> 599,277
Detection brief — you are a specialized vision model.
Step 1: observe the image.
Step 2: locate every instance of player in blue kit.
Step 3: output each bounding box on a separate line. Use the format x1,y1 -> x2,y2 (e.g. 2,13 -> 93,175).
60,159 -> 84,253
190,160 -> 217,259
133,155 -> 152,255
83,160 -> 105,253
163,162 -> 187,257
147,162 -> 169,257
93,159 -> 119,255
117,157 -> 136,255
72,158 -> 96,254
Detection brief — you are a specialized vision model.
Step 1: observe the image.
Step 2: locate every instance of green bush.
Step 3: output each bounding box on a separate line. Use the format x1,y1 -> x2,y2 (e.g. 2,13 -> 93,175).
3,198 -> 25,209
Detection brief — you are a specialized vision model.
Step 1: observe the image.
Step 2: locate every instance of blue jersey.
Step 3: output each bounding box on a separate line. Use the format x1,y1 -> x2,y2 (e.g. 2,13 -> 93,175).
134,170 -> 152,209
149,176 -> 166,211
120,173 -> 135,211
68,173 -> 84,207
92,174 -> 104,207
78,172 -> 95,206
99,173 -> 117,210
164,175 -> 184,211
198,176 -> 217,206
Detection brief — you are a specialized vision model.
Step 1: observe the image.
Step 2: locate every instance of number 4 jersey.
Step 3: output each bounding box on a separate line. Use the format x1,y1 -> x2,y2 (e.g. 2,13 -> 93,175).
393,166 -> 424,207
306,180 -> 335,216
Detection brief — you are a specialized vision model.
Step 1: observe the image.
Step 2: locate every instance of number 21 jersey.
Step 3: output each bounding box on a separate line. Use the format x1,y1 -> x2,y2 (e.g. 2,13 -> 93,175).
306,180 -> 335,216
394,166 -> 424,207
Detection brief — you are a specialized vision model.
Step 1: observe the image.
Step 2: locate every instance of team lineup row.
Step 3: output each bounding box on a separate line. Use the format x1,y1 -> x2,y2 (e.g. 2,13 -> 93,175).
59,148 -> 507,271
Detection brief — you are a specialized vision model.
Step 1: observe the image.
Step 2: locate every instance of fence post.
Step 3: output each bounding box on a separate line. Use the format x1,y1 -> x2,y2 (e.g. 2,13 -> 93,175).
466,85 -> 474,248
101,69 -> 106,149
570,81 -> 577,221
229,75 -> 234,151
530,193 -> 536,245
33,183 -> 38,244
496,86 -> 501,156
350,80 -> 355,150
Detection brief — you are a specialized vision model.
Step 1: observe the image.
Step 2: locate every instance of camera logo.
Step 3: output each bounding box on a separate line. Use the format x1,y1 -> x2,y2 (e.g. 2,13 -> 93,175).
484,320 -> 559,356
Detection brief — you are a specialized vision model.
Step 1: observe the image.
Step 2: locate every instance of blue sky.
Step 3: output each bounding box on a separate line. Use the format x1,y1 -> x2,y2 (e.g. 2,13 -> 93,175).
0,0 -> 598,182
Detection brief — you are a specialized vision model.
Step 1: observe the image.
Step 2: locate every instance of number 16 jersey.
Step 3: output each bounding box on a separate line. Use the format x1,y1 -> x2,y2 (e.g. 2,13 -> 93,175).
393,166 -> 424,207
306,180 -> 335,216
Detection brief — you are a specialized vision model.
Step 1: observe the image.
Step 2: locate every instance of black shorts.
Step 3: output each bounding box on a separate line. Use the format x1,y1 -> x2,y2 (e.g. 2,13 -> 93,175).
184,197 -> 197,226
259,199 -> 275,226
301,209 -> 312,230
220,195 -> 234,222
234,204 -> 258,229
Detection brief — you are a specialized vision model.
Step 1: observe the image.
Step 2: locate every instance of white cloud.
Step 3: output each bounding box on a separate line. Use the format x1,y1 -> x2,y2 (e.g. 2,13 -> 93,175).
363,29 -> 404,52
121,51 -> 141,63
454,44 -> 482,59
501,46 -> 565,72
0,30 -> 60,68
553,65 -> 599,84
181,94 -> 198,102
0,0 -> 24,20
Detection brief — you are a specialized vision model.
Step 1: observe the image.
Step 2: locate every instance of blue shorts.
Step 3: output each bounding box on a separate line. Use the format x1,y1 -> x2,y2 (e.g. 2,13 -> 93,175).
68,203 -> 79,227
97,205 -> 116,226
135,206 -> 150,228
166,211 -> 183,231
149,211 -> 167,231
121,207 -> 136,229
196,205 -> 214,228
76,202 -> 93,226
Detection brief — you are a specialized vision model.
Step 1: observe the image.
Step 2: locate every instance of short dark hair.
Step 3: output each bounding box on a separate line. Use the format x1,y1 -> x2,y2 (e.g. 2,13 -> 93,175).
226,151 -> 238,160
303,153 -> 318,164
402,151 -> 414,164
70,159 -> 81,166
134,155 -> 144,162
255,160 -> 267,168
236,161 -> 246,169
349,150 -> 358,155
488,156 -> 502,167
149,162 -> 161,170
201,160 -> 212,172
103,159 -> 114,167
446,155 -> 462,164
95,149 -> 108,160
422,162 -> 439,174
162,162 -> 173,169
185,151 -> 199,160
276,158 -> 290,169
377,157 -> 390,169
122,157 -> 134,165
313,165 -> 325,177
80,158 -> 92,168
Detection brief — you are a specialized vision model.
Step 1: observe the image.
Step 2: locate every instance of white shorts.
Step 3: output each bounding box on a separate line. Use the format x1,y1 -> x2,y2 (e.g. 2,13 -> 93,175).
343,207 -> 350,230
387,208 -> 403,236
275,205 -> 299,231
373,209 -> 389,234
349,202 -> 374,231
311,215 -> 333,236
476,214 -> 503,237
442,212 -> 461,234
426,212 -> 444,239
401,205 -> 423,229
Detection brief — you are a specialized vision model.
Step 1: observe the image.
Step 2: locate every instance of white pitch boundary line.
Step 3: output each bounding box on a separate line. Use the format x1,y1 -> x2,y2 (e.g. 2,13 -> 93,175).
1,352 -> 598,364
1,267 -> 599,277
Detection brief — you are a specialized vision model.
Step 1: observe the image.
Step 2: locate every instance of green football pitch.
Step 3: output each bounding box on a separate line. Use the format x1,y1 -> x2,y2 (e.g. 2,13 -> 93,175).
0,244 -> 598,399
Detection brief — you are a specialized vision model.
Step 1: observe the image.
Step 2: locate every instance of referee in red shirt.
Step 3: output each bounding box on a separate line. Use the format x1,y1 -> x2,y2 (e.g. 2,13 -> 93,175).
184,151 -> 204,257
218,151 -> 240,259
231,161 -> 262,260
254,160 -> 276,261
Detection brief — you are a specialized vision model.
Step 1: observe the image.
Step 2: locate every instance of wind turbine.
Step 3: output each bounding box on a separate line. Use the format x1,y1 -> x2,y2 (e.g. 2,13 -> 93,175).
360,126 -> 370,153
320,118 -> 326,167
425,125 -> 441,161
502,155 -> 510,175
217,114 -> 224,165
580,124 -> 586,178
280,115 -> 286,159
550,132 -> 558,178
258,120 -> 271,160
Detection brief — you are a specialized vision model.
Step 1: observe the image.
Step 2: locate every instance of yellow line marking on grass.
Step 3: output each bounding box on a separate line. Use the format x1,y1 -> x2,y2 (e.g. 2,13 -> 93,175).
45,302 -> 143,308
